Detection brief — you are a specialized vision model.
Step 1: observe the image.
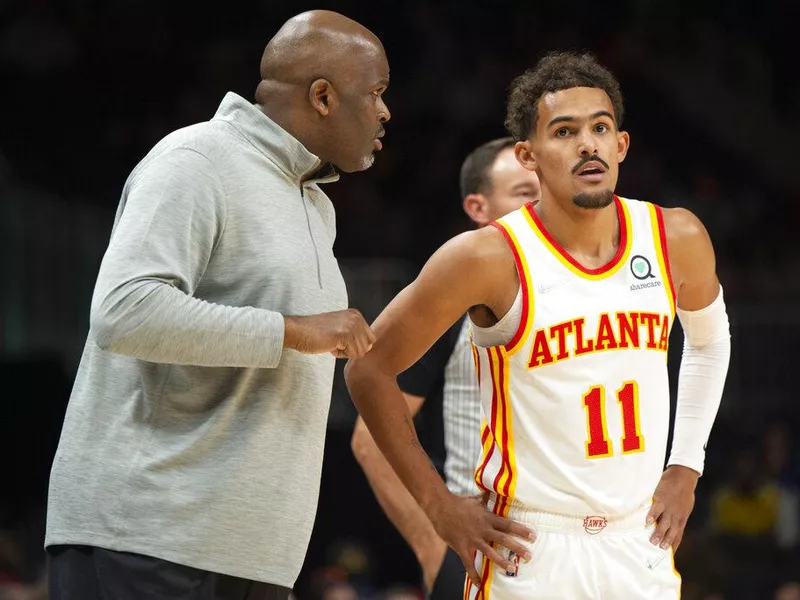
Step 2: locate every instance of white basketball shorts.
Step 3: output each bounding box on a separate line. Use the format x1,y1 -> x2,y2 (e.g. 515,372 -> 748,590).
464,497 -> 681,599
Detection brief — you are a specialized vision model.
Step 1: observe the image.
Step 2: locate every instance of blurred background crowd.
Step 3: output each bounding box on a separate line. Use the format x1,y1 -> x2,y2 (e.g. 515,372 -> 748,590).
2,1 -> 798,599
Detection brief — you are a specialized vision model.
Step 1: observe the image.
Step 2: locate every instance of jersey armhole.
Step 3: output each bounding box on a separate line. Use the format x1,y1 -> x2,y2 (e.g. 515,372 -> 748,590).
489,219 -> 534,355
648,204 -> 677,316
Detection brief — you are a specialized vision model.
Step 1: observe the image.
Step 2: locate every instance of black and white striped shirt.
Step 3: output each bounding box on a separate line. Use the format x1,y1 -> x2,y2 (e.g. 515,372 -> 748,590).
398,316 -> 483,497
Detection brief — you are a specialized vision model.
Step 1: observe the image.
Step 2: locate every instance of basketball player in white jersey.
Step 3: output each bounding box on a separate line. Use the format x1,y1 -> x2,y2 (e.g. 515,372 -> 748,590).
344,51 -> 730,599
351,137 -> 540,599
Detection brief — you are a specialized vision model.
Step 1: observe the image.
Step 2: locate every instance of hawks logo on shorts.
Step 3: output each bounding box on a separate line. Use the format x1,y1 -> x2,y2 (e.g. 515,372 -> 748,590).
583,516 -> 608,535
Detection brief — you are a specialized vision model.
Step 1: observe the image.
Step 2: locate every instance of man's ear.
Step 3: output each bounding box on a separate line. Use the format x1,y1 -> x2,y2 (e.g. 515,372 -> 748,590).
617,130 -> 630,164
463,193 -> 492,227
309,79 -> 337,116
515,140 -> 537,172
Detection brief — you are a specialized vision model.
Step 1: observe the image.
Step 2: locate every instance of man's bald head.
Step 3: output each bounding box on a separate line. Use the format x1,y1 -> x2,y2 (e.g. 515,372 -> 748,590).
255,10 -> 391,174
260,10 -> 384,89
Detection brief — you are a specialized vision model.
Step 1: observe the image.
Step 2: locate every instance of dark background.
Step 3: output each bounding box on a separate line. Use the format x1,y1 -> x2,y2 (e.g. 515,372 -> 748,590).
2,1 -> 799,599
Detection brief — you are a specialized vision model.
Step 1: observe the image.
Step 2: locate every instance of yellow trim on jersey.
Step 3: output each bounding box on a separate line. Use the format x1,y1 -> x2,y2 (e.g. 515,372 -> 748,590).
647,202 -> 676,318
475,419 -> 494,493
492,215 -> 535,357
475,347 -> 518,509
671,549 -> 682,597
522,198 -> 633,280
483,553 -> 495,600
468,550 -> 494,600
488,349 -> 509,496
498,346 -> 518,506
470,338 -> 481,391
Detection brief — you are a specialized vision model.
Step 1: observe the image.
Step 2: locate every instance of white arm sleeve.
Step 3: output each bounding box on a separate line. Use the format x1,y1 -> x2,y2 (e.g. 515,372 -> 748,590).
666,285 -> 731,475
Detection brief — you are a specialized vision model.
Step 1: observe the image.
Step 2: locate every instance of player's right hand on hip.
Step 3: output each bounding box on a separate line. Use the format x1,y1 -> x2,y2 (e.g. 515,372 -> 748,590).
431,493 -> 535,587
284,309 -> 375,358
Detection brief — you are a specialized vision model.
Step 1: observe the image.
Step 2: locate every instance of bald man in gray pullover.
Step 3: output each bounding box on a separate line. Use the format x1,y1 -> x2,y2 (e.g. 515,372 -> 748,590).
45,10 -> 391,600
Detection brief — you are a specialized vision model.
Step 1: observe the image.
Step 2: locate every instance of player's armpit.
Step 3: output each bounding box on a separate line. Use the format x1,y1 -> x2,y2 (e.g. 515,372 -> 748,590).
661,207 -> 720,311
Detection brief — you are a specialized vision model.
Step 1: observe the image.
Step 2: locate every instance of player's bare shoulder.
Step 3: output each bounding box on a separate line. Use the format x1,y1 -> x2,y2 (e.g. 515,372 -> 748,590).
418,224 -> 519,318
660,207 -> 710,243
659,205 -> 717,293
660,206 -> 715,256
433,225 -> 517,278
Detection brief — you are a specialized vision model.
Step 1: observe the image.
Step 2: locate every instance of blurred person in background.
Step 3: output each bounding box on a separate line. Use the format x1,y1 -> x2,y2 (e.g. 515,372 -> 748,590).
319,581 -> 360,600
351,136 -> 540,599
381,585 -> 421,600
776,581 -> 800,600
708,444 -> 798,599
44,9 -> 390,600
762,420 -> 800,550
710,447 -> 779,539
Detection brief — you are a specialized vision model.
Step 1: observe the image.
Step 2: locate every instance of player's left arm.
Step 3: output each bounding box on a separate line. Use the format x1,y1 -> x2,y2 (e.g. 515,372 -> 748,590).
647,206 -> 731,552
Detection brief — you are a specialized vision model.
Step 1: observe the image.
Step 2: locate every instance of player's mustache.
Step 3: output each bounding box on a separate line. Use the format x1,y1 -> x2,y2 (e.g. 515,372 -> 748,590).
572,155 -> 610,174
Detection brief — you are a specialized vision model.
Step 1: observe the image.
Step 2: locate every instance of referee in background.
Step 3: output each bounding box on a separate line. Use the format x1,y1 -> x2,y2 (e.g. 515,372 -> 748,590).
351,137 -> 540,598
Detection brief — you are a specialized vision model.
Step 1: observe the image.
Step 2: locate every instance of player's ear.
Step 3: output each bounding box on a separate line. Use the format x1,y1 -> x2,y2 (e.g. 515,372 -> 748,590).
616,130 -> 630,164
515,141 -> 537,172
463,193 -> 492,227
309,79 -> 337,116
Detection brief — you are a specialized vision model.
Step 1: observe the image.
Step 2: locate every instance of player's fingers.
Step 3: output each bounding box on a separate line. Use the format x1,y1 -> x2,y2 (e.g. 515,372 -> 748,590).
490,514 -> 536,541
478,541 -> 517,574
462,553 -> 482,588
659,526 -> 678,550
646,501 -> 664,526
650,514 -> 671,546
660,515 -> 686,550
484,531 -> 532,563
672,529 -> 684,554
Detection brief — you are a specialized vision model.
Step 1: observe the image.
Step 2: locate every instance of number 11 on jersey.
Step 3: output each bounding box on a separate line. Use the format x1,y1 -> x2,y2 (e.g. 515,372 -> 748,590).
582,381 -> 644,459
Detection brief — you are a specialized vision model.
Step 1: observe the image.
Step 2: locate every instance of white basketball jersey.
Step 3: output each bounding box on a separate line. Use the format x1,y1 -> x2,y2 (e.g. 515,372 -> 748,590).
471,197 -> 676,518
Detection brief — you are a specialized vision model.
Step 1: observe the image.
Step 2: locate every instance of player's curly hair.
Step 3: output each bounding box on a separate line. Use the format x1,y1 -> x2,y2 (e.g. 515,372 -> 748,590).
505,51 -> 625,141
